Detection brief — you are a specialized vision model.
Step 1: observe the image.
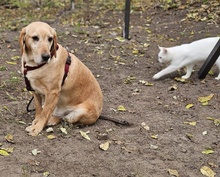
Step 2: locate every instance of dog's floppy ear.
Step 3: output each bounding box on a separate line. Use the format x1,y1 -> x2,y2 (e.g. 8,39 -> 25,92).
19,27 -> 26,55
51,29 -> 58,58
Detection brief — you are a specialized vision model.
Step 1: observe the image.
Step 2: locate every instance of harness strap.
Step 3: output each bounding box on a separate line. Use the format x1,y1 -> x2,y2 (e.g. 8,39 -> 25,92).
24,51 -> 71,91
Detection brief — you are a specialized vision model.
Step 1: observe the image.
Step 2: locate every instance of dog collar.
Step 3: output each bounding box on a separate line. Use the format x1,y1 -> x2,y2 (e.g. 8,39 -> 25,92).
23,51 -> 71,91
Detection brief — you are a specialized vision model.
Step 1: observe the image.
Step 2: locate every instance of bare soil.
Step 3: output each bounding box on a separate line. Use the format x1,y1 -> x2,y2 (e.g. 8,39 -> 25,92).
0,1 -> 220,177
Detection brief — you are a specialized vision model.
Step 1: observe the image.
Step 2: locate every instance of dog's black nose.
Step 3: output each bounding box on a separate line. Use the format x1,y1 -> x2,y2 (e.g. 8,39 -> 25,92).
41,53 -> 50,61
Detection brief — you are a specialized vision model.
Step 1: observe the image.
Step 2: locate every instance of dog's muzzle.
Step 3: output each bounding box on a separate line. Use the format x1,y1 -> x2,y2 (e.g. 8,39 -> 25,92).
41,53 -> 51,62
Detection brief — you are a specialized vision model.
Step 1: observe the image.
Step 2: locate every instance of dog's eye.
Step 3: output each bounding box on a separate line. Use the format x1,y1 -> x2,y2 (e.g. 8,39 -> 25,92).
48,37 -> 53,42
32,36 -> 39,41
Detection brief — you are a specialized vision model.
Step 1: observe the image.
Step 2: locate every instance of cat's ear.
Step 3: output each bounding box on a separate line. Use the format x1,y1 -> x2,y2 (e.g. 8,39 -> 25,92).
158,45 -> 162,50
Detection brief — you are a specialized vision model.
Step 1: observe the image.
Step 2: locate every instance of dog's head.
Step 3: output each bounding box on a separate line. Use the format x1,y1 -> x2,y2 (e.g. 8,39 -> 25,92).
19,21 -> 58,65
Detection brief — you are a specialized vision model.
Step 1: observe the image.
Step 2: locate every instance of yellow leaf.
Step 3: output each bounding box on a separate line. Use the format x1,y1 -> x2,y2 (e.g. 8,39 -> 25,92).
115,37 -> 125,42
5,134 -> 14,143
174,77 -> 186,82
139,80 -> 154,86
99,141 -> 110,151
117,105 -> 126,111
6,61 -> 17,65
198,94 -> 214,103
200,166 -> 216,177
1,147 -> 14,153
60,127 -> 68,134
132,49 -> 139,54
184,121 -> 197,126
186,104 -> 194,109
47,134 -> 56,140
167,169 -> 179,177
79,130 -> 91,141
151,134 -> 158,139
11,56 -> 20,60
202,149 -> 214,155
0,149 -> 9,156
43,171 -> 50,177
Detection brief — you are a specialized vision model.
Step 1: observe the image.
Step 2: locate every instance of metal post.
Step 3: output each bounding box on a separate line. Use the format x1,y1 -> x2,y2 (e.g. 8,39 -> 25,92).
198,39 -> 220,79
123,0 -> 131,39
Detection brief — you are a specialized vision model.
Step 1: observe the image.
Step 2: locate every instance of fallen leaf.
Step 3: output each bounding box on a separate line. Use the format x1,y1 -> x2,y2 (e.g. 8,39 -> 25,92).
115,36 -> 125,42
60,127 -> 67,134
99,141 -> 110,151
79,130 -> 91,141
0,149 -> 9,156
117,105 -> 126,111
43,171 -> 50,177
6,61 -> 17,65
200,166 -> 216,177
167,169 -> 179,177
151,134 -> 158,139
174,77 -> 186,82
149,144 -> 158,150
46,127 -> 54,133
32,149 -> 40,156
184,121 -> 197,126
139,80 -> 154,86
141,122 -> 150,131
1,147 -> 14,153
198,94 -> 214,105
5,134 -> 14,143
186,104 -> 194,109
202,147 -> 214,155
47,134 -> 56,140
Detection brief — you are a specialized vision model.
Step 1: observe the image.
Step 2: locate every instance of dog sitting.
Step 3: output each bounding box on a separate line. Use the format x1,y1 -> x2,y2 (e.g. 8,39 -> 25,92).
19,21 -> 103,136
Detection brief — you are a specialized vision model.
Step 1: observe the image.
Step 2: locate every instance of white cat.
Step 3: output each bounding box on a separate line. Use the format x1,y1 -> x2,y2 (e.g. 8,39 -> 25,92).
153,37 -> 220,80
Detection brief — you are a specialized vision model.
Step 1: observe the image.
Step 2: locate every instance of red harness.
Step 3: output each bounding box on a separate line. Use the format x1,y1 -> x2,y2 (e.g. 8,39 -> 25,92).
23,51 -> 71,91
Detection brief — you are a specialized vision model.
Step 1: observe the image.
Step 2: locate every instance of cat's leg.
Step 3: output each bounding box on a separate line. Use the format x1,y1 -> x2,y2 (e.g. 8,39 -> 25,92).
214,57 -> 220,80
153,65 -> 180,79
182,64 -> 194,79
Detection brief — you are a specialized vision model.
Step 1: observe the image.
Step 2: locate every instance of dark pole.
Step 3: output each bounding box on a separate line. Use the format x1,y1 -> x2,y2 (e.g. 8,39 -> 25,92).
123,0 -> 131,39
198,39 -> 220,79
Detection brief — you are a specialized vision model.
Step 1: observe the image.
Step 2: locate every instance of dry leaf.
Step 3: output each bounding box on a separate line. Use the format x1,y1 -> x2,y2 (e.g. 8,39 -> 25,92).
141,122 -> 150,131
99,141 -> 110,151
0,149 -> 9,156
198,94 -> 214,105
186,104 -> 194,109
47,134 -> 56,140
167,169 -> 179,177
174,77 -> 186,82
79,130 -> 91,141
46,127 -> 54,133
200,166 -> 215,177
139,80 -> 153,86
43,171 -> 50,177
202,148 -> 214,155
117,105 -> 126,111
60,127 -> 67,134
5,134 -> 14,143
32,149 -> 40,156
151,134 -> 158,139
184,121 -> 197,126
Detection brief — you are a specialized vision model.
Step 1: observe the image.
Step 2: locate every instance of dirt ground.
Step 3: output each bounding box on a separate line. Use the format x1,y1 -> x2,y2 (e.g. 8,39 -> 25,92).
0,1 -> 220,177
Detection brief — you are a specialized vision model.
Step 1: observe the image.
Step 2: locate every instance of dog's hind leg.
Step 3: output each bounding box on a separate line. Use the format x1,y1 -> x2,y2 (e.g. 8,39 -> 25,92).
64,104 -> 99,125
47,116 -> 61,126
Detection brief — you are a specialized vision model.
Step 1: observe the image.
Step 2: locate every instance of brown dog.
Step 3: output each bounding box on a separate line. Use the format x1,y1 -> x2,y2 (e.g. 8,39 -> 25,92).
19,22 -> 103,136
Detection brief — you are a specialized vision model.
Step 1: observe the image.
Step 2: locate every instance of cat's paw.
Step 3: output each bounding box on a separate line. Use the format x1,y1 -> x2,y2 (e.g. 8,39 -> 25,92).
215,77 -> 220,80
153,74 -> 160,80
181,75 -> 190,79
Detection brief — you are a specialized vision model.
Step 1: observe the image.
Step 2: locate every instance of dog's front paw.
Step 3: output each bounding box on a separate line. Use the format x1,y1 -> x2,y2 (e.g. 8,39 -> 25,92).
25,124 -> 44,136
